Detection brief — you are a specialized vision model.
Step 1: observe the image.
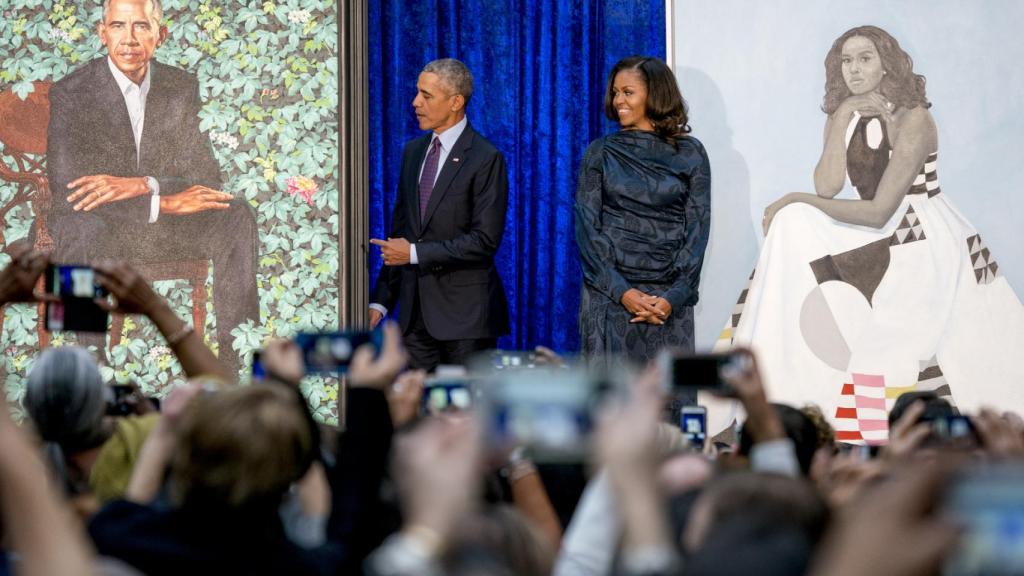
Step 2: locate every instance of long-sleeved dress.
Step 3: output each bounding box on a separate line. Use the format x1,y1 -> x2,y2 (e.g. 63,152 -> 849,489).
575,130 -> 711,369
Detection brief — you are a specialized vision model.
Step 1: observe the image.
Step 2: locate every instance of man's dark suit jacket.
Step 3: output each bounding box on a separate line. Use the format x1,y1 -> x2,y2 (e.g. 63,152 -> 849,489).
45,57 -> 259,373
373,123 -> 510,341
47,57 -> 222,231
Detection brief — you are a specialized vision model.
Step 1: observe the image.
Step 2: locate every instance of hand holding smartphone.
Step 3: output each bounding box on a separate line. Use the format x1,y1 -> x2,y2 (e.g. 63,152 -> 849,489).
293,330 -> 383,374
421,376 -> 475,416
670,351 -> 752,398
480,368 -> 609,463
680,406 -> 707,450
44,264 -> 109,332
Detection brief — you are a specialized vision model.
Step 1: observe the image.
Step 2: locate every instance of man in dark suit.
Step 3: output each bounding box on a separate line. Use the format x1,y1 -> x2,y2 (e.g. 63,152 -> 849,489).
46,0 -> 258,373
370,59 -> 510,371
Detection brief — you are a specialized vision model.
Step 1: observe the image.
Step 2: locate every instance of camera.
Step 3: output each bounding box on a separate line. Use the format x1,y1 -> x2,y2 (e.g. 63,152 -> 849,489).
44,264 -> 109,332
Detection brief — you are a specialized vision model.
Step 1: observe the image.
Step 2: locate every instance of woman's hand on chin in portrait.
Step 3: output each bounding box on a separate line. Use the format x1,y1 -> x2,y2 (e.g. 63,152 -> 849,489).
839,92 -> 895,123
621,288 -> 668,325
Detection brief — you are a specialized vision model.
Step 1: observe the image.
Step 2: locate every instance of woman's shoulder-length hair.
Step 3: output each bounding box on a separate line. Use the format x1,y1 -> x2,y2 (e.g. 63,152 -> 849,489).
604,55 -> 691,142
822,25 -> 930,115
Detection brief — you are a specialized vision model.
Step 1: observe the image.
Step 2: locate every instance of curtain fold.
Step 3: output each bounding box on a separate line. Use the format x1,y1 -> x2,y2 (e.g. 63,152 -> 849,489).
369,0 -> 666,352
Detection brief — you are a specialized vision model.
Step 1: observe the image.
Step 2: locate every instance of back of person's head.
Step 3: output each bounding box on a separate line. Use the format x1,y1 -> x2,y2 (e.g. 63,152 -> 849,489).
442,505 -> 554,576
683,472 -> 829,573
888,391 -> 955,428
800,404 -> 835,451
685,515 -> 816,576
25,346 -> 107,451
737,403 -> 819,475
169,385 -> 314,511
25,346 -> 109,494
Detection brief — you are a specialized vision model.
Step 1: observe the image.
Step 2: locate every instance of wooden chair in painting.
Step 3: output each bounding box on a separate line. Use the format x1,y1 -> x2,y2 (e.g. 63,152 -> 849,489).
0,81 -> 209,351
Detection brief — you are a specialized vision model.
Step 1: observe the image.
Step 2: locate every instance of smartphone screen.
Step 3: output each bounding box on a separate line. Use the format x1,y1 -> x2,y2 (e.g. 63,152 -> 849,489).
251,351 -> 266,383
680,406 -> 707,449
481,368 -> 604,463
294,330 -> 382,374
44,265 -> 109,332
945,464 -> 1024,575
105,384 -> 134,416
671,353 -> 744,396
421,378 -> 474,415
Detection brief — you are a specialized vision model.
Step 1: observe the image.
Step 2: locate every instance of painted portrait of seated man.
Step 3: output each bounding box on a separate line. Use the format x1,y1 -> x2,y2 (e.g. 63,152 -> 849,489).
46,0 -> 258,372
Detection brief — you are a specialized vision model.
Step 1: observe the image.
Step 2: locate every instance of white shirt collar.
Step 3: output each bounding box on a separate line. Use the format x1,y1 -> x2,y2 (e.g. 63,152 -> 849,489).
431,115 -> 467,152
107,56 -> 152,97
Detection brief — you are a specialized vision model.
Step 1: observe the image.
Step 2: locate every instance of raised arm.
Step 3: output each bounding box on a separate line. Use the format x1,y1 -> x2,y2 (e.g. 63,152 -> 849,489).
814,112 -> 853,198
94,262 -> 232,382
767,106 -> 935,231
1,389 -> 94,576
814,93 -> 894,199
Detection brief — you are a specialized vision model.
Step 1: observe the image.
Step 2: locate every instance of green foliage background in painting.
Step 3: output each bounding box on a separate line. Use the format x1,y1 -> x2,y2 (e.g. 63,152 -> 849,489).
0,0 -> 341,423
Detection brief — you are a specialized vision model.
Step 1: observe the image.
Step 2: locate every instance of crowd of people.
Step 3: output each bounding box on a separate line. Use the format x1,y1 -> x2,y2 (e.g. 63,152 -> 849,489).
1,248 -> 1023,576
1,0 -> 1021,572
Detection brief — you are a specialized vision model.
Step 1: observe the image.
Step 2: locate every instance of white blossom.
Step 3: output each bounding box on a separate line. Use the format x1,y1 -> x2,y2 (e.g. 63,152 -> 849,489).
287,9 -> 311,24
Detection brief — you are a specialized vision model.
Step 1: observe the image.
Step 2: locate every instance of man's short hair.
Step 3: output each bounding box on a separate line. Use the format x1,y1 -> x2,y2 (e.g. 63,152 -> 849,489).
422,58 -> 474,104
103,0 -> 164,25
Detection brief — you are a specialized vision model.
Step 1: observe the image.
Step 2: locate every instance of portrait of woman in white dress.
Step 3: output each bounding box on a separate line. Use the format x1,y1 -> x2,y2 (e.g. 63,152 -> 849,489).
717,25 -> 1024,443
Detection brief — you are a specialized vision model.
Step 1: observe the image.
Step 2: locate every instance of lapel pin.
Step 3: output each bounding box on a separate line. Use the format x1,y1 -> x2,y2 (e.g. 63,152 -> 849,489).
452,157 -> 461,163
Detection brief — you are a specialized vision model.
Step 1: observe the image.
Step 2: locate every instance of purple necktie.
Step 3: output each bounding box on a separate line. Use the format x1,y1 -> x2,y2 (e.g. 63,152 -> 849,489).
419,138 -> 442,220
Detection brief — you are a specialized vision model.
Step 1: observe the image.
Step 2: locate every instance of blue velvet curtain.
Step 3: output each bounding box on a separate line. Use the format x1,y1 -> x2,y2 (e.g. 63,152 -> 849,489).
368,0 -> 665,352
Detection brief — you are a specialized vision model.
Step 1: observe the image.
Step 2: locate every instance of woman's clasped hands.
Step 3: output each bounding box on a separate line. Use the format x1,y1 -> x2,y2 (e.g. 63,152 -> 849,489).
621,288 -> 672,325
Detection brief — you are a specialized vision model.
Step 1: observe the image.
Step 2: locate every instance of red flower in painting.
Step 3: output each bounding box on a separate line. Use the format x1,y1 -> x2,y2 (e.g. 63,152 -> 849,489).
285,176 -> 318,205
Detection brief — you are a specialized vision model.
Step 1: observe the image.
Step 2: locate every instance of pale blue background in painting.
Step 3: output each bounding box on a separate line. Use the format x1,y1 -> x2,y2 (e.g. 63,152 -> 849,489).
674,0 -> 1024,347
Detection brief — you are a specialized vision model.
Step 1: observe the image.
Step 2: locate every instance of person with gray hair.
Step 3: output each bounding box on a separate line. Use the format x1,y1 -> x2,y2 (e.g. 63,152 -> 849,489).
369,58 -> 510,370
25,347 -> 111,495
0,247 -> 231,519
420,58 -> 474,104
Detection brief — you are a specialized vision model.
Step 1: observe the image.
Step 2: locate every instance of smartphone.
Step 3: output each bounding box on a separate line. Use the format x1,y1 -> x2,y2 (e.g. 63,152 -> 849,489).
251,350 -> 266,383
680,406 -> 707,449
105,385 -> 135,416
44,264 -> 109,332
944,463 -> 1024,575
294,330 -> 382,374
421,376 -> 475,415
491,350 -> 540,370
104,384 -> 158,416
480,368 -> 609,462
670,352 -> 750,397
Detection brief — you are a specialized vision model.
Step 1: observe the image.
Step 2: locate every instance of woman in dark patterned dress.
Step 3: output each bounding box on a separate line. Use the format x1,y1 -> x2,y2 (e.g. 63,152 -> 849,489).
575,56 -> 711,370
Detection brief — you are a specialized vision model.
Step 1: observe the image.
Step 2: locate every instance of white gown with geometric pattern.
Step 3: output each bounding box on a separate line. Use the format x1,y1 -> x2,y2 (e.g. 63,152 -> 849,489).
708,115 -> 1024,443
